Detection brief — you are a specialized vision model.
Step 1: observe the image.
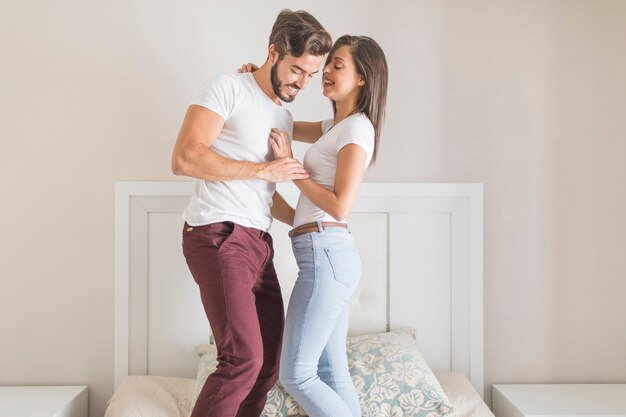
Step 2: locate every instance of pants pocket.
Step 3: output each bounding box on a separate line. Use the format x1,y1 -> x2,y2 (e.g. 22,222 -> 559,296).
213,222 -> 238,251
323,247 -> 361,288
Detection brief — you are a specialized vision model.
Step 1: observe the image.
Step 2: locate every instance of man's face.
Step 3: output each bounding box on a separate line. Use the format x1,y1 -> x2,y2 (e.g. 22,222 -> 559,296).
270,53 -> 324,103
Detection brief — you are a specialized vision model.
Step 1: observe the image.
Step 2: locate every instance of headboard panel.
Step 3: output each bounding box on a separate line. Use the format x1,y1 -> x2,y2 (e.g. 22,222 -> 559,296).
115,182 -> 484,395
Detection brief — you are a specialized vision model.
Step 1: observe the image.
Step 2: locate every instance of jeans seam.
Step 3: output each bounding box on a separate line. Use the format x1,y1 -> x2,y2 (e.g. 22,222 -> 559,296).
292,235 -> 316,381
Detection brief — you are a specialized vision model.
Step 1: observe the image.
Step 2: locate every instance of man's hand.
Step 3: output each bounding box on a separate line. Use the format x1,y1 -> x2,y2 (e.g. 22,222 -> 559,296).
269,128 -> 294,159
258,158 -> 308,182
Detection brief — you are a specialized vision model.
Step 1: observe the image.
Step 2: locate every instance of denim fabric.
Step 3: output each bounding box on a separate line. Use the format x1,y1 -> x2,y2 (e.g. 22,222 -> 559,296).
279,226 -> 362,417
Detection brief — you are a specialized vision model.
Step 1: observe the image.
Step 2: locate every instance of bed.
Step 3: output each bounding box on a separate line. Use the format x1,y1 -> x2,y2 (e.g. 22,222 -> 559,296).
109,182 -> 491,417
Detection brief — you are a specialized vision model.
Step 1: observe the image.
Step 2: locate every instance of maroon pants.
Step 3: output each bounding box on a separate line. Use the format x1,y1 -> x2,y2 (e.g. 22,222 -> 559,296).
182,221 -> 284,417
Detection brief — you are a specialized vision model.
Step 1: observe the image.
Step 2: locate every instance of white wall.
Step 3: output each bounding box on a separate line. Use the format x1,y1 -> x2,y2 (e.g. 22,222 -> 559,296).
1,1 -> 625,416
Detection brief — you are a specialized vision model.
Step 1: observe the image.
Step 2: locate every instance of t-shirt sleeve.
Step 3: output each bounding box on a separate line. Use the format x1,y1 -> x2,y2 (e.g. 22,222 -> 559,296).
321,118 -> 334,134
336,119 -> 375,156
190,74 -> 239,120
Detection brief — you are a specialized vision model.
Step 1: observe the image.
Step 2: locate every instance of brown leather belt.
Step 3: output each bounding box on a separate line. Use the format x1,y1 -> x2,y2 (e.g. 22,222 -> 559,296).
288,221 -> 348,238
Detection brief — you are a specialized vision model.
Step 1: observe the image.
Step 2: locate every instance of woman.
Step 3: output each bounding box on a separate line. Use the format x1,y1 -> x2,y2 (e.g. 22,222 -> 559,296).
244,34 -> 388,417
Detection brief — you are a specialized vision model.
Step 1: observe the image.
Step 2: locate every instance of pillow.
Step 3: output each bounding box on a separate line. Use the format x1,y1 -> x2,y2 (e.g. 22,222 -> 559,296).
348,328 -> 454,417
191,328 -> 454,417
190,343 -> 218,411
190,343 -> 303,416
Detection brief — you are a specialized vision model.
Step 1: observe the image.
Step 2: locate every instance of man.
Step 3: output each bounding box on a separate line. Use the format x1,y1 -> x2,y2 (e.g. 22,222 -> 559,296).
171,10 -> 332,417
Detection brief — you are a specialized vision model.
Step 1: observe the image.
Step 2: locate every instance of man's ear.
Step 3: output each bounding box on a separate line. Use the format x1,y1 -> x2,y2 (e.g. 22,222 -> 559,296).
268,44 -> 279,65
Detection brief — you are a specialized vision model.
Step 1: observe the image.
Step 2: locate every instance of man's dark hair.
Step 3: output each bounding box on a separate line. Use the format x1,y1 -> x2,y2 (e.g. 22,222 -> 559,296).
269,10 -> 332,59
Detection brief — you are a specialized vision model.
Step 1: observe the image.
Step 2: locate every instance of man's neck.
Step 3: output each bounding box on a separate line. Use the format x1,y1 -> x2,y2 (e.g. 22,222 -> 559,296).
252,64 -> 282,105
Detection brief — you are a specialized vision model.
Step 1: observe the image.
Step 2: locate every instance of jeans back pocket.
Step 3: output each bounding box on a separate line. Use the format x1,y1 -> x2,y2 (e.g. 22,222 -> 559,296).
323,247 -> 361,288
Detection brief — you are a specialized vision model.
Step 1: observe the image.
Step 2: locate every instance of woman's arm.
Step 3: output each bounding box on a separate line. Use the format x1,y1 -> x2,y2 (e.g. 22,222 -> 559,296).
293,121 -> 323,144
269,129 -> 367,221
271,192 -> 295,226
293,144 -> 367,221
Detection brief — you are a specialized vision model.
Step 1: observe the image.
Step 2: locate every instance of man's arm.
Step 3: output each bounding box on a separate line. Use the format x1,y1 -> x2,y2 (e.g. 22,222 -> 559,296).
171,105 -> 308,182
271,192 -> 295,226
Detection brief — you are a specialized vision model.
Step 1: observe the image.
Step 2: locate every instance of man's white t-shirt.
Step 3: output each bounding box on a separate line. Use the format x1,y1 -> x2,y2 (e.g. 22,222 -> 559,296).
293,113 -> 374,228
183,72 -> 293,231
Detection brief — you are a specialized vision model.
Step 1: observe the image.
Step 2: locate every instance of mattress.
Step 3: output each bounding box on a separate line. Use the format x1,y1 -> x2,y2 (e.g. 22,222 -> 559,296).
104,372 -> 494,417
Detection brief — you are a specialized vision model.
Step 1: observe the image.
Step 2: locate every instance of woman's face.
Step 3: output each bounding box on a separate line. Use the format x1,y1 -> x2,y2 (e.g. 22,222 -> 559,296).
322,45 -> 364,104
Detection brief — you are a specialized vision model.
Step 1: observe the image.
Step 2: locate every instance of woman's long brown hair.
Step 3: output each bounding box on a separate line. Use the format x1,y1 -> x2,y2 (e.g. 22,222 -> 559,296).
326,35 -> 389,165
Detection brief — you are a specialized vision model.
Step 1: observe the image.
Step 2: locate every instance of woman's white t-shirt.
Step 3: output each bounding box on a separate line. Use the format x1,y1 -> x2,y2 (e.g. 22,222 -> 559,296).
293,113 -> 374,228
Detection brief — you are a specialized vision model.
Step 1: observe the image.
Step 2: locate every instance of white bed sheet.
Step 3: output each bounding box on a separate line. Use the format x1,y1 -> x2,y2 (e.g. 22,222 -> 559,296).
104,373 -> 493,417
436,373 -> 494,417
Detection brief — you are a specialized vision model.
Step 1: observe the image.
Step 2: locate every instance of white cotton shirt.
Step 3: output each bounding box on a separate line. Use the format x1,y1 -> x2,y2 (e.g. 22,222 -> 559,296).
182,72 -> 293,231
293,113 -> 374,228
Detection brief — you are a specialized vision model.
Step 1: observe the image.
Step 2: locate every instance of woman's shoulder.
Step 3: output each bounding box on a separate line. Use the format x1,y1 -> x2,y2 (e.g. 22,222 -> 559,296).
341,113 -> 374,137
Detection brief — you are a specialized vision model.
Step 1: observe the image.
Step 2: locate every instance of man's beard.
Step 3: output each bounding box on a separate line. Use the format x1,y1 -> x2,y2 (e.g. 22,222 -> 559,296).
271,61 -> 299,103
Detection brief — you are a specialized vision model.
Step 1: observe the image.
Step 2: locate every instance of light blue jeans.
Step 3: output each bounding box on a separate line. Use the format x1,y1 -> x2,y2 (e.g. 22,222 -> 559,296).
279,225 -> 362,417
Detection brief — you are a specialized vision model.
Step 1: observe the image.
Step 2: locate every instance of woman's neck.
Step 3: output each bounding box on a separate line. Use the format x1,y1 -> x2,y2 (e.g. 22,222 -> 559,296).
334,100 -> 358,124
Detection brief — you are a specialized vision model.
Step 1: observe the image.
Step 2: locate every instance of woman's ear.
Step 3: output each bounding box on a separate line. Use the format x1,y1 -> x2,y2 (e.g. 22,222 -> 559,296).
358,78 -> 365,86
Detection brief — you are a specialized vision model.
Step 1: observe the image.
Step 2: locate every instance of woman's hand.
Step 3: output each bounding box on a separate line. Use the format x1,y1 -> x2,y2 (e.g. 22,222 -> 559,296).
237,63 -> 259,73
269,128 -> 294,159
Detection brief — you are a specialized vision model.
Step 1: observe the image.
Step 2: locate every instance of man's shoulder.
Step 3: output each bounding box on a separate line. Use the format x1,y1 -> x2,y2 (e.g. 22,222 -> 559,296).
192,73 -> 249,106
209,72 -> 247,89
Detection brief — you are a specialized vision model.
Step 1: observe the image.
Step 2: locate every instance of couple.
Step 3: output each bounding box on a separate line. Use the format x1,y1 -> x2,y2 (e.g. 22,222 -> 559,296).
171,9 -> 388,417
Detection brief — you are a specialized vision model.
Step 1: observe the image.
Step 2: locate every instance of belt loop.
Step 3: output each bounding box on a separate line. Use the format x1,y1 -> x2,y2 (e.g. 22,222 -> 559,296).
316,220 -> 324,233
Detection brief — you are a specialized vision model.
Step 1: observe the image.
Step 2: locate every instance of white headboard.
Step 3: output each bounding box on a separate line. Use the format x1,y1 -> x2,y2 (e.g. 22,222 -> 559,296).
114,182 -> 484,396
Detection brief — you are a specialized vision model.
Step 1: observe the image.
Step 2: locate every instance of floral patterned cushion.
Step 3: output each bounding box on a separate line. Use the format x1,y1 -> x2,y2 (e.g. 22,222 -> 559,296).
191,328 -> 454,417
190,343 -> 218,409
348,328 -> 454,417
